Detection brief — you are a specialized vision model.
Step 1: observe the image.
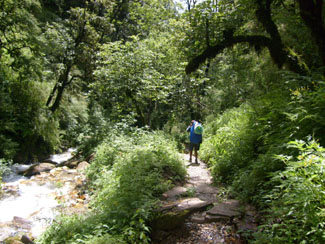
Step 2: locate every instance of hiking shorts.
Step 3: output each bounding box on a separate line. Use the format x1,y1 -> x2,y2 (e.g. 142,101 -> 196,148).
189,142 -> 200,151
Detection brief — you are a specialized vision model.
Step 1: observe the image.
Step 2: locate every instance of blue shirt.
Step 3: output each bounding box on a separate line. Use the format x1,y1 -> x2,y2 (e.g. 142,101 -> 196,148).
187,121 -> 202,144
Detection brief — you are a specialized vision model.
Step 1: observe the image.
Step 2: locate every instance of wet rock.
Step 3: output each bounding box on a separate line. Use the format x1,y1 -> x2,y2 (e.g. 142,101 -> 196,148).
194,183 -> 219,195
21,163 -> 56,177
190,214 -> 206,223
12,216 -> 32,230
21,235 -> 34,244
161,198 -> 212,212
3,236 -> 23,244
234,205 -> 259,234
205,214 -> 230,223
62,160 -> 79,169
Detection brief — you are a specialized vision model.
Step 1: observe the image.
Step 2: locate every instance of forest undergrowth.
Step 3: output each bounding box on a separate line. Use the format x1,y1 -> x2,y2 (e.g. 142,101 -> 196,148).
200,79 -> 325,243
38,130 -> 186,244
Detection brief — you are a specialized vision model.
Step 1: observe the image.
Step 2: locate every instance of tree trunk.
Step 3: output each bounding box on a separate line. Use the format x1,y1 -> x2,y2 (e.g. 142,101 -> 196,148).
298,0 -> 325,68
47,64 -> 72,113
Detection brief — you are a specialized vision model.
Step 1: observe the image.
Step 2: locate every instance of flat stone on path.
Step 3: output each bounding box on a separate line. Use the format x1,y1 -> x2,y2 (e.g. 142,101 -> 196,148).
161,198 -> 211,212
206,200 -> 241,218
176,198 -> 212,211
162,186 -> 187,200
193,183 -> 219,194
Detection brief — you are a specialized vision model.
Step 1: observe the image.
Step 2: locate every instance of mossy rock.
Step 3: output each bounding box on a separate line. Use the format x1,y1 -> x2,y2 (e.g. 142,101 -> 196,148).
151,209 -> 191,231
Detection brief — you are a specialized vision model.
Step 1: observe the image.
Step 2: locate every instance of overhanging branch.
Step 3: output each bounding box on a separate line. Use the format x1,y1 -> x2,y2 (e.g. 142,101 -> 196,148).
185,35 -> 272,74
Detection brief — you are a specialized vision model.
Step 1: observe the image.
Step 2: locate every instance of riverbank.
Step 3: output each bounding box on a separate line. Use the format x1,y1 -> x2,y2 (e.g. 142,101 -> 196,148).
0,150 -> 89,242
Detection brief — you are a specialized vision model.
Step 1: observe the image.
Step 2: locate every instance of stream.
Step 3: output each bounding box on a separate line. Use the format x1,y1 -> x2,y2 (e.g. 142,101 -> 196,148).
0,149 -> 88,242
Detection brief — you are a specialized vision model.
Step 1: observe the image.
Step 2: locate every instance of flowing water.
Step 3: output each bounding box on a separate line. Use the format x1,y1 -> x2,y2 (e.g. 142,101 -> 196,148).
0,149 -> 85,241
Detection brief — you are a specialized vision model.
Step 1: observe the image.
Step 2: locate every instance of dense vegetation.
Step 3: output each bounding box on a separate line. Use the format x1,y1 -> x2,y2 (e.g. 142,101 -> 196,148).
1,0 -> 325,243
39,131 -> 186,243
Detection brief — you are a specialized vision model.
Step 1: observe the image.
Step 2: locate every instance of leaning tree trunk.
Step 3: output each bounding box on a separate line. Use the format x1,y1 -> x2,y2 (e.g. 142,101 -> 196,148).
47,63 -> 72,113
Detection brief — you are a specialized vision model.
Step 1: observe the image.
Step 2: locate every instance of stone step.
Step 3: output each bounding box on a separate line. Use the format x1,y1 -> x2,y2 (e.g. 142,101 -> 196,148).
152,198 -> 213,231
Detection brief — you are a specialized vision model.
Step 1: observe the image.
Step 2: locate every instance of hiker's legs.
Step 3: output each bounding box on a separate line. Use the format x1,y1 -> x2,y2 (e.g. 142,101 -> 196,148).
194,148 -> 199,163
189,143 -> 194,162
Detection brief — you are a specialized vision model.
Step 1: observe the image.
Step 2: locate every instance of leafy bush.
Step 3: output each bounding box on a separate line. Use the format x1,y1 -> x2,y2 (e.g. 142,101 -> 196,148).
163,119 -> 190,152
253,139 -> 325,243
85,133 -> 135,184
200,103 -> 257,184
205,80 -> 325,203
38,131 -> 186,244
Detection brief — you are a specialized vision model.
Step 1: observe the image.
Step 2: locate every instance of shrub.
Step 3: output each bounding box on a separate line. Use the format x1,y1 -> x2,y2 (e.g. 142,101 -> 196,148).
200,104 -> 257,184
253,139 -> 325,243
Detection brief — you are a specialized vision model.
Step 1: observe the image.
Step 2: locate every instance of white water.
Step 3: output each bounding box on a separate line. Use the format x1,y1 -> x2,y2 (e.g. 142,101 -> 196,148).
48,148 -> 77,164
0,180 -> 61,238
0,149 -> 78,241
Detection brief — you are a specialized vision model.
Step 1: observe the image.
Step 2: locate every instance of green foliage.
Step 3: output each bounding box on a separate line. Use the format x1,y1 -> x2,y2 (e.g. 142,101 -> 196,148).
202,47 -> 279,115
201,78 -> 325,204
39,131 -> 186,244
38,214 -> 126,244
0,0 -> 63,161
85,131 -> 136,184
0,79 -> 60,161
163,118 -> 191,152
200,103 -> 257,184
253,139 -> 325,243
0,0 -> 43,75
93,31 -> 186,129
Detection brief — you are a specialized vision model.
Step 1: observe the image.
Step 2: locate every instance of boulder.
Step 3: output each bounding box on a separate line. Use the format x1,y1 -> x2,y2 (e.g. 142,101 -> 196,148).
22,163 -> 56,177
21,235 -> 34,244
12,216 -> 32,230
76,161 -> 90,171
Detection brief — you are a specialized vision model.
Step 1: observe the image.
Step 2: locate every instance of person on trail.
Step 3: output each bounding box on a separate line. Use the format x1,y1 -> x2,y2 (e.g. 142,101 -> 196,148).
186,120 -> 203,164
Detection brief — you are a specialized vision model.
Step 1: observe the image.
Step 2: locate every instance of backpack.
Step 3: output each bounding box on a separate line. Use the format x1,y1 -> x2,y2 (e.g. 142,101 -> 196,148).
194,122 -> 203,134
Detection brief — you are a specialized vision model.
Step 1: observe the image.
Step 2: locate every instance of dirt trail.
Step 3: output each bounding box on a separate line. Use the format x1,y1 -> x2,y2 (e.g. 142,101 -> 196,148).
152,154 -> 257,244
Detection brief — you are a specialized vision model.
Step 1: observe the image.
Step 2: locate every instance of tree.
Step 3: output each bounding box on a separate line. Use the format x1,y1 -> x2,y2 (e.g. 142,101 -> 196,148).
185,0 -> 324,76
44,0 -> 115,113
0,0 -> 62,161
0,0 -> 43,77
297,0 -> 325,67
93,31 -> 186,129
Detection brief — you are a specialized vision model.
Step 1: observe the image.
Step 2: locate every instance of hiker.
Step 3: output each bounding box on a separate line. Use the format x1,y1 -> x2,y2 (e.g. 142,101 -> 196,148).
186,120 -> 203,164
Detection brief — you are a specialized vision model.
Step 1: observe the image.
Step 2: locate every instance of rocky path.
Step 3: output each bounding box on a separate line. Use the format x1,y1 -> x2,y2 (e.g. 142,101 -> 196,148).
152,154 -> 258,244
